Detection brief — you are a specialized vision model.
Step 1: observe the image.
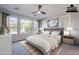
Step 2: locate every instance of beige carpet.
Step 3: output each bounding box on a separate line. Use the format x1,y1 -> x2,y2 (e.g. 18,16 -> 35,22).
20,41 -> 64,55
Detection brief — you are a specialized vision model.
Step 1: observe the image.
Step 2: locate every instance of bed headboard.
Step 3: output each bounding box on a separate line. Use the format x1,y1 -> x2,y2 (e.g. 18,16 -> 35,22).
44,27 -> 64,42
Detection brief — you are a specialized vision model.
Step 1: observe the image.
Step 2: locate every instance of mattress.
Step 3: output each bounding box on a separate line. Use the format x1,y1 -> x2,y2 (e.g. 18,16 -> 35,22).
26,33 -> 61,55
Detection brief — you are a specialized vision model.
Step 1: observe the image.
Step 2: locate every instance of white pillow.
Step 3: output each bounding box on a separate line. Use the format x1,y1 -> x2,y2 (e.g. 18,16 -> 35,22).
51,31 -> 60,35
43,31 -> 50,34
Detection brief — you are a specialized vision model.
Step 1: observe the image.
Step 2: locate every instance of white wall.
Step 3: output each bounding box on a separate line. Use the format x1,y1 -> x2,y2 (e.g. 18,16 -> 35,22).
0,34 -> 11,55
0,13 -> 12,55
70,13 -> 79,45
0,13 -> 2,27
62,14 -> 69,30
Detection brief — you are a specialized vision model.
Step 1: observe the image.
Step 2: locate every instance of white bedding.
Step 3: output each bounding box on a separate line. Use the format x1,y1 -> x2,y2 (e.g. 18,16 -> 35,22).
26,33 -> 61,55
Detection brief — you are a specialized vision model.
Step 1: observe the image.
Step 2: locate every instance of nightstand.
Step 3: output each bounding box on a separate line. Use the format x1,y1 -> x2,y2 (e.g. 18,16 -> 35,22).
63,35 -> 74,45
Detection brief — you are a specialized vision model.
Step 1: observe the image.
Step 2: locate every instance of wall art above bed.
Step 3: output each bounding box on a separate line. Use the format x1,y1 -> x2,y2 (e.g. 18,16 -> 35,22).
47,18 -> 59,28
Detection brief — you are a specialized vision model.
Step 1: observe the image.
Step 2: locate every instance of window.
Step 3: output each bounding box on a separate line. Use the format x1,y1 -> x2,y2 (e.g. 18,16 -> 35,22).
7,17 -> 17,34
20,19 -> 38,33
7,17 -> 38,34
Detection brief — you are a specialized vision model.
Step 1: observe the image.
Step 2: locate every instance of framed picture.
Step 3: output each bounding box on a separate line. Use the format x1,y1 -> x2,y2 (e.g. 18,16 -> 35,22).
47,18 -> 59,28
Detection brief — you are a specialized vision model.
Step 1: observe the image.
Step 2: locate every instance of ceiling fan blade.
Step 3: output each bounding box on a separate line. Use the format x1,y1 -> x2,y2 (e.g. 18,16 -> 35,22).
41,11 -> 46,14
32,5 -> 47,15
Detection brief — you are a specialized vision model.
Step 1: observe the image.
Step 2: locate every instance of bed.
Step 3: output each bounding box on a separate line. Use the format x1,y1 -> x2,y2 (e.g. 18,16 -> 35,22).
26,28 -> 63,55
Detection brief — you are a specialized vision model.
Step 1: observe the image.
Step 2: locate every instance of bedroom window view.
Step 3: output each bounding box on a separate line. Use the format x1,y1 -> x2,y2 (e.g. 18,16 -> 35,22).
20,19 -> 38,33
7,17 -> 17,34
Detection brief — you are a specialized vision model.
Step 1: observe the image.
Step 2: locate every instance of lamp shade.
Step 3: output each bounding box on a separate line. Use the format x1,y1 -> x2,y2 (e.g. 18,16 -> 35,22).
37,11 -> 41,14
67,27 -> 73,31
39,28 -> 44,30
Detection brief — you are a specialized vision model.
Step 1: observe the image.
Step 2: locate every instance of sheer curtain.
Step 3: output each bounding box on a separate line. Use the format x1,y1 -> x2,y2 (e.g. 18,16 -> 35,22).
2,13 -> 9,33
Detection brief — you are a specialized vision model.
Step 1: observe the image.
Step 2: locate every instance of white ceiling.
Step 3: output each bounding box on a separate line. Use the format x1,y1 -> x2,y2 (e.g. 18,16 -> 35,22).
0,4 -> 79,20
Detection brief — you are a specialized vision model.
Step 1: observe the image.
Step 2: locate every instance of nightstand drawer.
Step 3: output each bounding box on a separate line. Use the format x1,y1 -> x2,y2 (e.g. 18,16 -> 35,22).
63,38 -> 74,45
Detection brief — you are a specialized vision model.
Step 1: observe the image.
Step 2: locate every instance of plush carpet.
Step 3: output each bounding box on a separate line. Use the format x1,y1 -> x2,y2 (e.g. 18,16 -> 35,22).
58,44 -> 79,55
20,41 -> 64,55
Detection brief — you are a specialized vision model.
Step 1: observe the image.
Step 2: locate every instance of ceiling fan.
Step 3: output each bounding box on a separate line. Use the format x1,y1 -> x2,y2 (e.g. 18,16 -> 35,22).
32,5 -> 46,15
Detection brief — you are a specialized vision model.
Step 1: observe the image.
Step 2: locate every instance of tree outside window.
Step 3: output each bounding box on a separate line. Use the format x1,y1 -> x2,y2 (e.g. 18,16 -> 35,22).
20,19 -> 38,33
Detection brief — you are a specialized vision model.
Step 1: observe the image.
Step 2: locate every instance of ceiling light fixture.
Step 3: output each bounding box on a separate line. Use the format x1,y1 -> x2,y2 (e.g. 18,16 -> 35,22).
66,4 -> 78,13
32,5 -> 46,15
37,11 -> 41,14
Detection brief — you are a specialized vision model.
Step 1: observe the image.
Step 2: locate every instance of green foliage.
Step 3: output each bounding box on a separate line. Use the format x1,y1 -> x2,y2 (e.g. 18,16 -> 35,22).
0,27 -> 4,35
21,20 -> 38,33
25,21 -> 34,32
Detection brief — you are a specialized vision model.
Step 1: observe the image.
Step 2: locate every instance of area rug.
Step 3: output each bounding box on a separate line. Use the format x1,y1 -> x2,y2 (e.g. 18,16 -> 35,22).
12,42 -> 30,55
58,44 -> 79,55
20,40 -> 64,55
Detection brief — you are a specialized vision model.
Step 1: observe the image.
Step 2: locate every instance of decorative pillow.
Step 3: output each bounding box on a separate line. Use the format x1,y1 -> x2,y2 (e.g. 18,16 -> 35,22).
42,31 -> 50,34
51,31 -> 60,35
